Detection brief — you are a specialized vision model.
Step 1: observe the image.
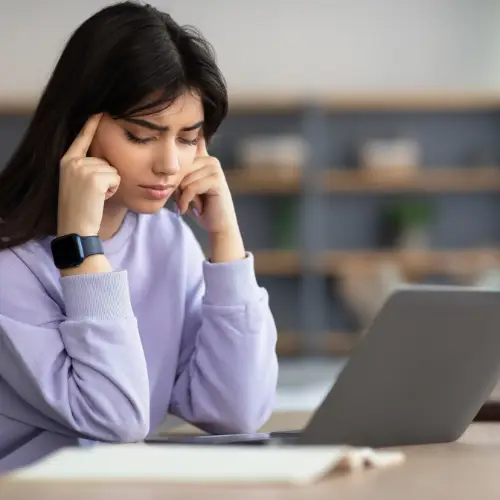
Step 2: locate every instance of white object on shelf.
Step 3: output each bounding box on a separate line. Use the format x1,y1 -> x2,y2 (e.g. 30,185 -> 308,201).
397,226 -> 430,250
339,262 -> 405,327
359,138 -> 421,172
237,134 -> 307,168
475,267 -> 500,289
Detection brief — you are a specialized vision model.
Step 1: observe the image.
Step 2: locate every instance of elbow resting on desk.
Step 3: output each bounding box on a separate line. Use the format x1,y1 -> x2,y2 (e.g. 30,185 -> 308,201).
84,404 -> 151,443
38,372 -> 152,443
175,361 -> 278,436
202,398 -> 275,435
194,407 -> 273,436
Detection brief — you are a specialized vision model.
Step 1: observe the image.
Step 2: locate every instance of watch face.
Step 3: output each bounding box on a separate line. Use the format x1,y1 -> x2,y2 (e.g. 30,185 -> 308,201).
51,234 -> 85,269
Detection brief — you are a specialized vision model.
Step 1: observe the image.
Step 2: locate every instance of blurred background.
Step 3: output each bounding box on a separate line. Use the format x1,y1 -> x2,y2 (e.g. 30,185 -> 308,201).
2,0 -> 500,417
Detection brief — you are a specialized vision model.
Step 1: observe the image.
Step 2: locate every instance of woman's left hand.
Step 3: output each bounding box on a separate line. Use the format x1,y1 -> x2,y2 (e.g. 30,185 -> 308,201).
175,137 -> 238,236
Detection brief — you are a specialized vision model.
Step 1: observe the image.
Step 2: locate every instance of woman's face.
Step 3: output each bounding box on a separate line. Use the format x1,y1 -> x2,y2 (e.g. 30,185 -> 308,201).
89,90 -> 204,214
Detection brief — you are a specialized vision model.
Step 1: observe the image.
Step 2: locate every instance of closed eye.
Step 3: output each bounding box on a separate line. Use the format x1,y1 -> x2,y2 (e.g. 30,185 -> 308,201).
179,137 -> 199,146
124,130 -> 156,144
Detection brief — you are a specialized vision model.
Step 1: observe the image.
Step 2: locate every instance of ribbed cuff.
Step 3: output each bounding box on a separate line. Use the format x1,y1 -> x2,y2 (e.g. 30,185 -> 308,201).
61,271 -> 134,320
202,252 -> 261,306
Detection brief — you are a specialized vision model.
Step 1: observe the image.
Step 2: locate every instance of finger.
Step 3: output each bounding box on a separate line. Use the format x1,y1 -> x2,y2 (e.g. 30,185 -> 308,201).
178,178 -> 215,215
179,165 -> 214,191
92,172 -> 121,192
196,135 -> 208,157
105,185 -> 120,200
64,113 -> 103,160
178,186 -> 195,215
173,187 -> 202,216
189,195 -> 203,217
77,158 -> 107,166
77,158 -> 117,171
63,161 -> 118,177
182,154 -> 219,177
87,165 -> 120,176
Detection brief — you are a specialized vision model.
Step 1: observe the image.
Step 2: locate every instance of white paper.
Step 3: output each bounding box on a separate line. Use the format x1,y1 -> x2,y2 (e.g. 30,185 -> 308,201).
7,443 -> 405,485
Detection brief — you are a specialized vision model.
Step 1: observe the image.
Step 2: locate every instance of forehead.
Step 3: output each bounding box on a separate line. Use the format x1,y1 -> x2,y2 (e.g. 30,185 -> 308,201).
141,91 -> 204,124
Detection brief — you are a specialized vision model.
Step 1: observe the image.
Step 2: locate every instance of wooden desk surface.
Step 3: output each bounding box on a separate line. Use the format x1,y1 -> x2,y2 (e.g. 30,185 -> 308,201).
1,414 -> 500,500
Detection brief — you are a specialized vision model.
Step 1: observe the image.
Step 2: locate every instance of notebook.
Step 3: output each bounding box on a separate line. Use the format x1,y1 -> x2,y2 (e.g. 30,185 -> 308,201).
6,443 -> 405,486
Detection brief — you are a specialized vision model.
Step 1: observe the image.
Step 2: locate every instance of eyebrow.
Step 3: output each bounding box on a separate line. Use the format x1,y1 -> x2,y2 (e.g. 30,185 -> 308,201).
124,118 -> 204,132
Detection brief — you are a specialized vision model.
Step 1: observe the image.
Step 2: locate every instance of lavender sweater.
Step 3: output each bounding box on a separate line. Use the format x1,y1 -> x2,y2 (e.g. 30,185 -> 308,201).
0,209 -> 278,473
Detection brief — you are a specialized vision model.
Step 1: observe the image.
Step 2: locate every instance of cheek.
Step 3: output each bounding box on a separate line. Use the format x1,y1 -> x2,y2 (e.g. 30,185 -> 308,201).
177,146 -> 198,170
96,134 -> 152,179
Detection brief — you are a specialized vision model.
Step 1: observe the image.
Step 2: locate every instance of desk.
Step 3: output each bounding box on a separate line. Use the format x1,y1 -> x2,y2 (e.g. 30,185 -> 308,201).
475,380 -> 500,421
1,414 -> 500,500
162,377 -> 500,436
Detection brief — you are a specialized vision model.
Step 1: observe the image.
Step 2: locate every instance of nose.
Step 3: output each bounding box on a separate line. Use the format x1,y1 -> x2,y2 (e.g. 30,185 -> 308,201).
153,140 -> 180,176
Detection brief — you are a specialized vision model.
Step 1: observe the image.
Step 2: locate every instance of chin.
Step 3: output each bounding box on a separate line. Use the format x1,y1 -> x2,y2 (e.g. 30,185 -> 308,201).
127,198 -> 168,214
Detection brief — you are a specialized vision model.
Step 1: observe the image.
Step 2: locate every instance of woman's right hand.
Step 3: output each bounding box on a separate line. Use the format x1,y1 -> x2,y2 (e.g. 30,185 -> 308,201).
57,113 -> 121,237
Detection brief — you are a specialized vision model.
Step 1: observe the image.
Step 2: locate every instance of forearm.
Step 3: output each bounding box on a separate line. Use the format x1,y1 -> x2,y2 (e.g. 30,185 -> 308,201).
60,254 -> 112,277
170,253 -> 278,433
208,226 -> 245,264
1,269 -> 151,442
171,312 -> 278,434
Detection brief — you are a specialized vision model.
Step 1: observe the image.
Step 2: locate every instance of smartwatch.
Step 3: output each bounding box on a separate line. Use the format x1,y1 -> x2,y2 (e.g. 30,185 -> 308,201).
50,234 -> 104,270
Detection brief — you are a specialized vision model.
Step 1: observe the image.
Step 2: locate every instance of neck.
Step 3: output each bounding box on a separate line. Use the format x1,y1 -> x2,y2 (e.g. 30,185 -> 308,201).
99,204 -> 129,241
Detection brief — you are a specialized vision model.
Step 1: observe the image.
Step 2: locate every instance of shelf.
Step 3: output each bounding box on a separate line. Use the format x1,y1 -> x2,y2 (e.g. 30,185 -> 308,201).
227,91 -> 500,112
320,249 -> 500,277
5,91 -> 500,116
254,250 -> 301,275
320,167 -> 500,193
226,166 -> 500,194
225,166 -> 301,193
254,248 -> 500,277
277,331 -> 359,356
228,94 -> 309,113
0,99 -> 37,115
318,92 -> 500,111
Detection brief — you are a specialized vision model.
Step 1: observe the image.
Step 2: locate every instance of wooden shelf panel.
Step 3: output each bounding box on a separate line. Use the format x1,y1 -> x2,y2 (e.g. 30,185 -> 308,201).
321,167 -> 500,192
225,166 -> 301,193
6,92 -> 500,115
227,91 -> 500,112
277,331 -> 359,356
321,249 -> 500,277
254,248 -> 500,277
254,250 -> 301,275
226,166 -> 500,194
319,92 -> 500,111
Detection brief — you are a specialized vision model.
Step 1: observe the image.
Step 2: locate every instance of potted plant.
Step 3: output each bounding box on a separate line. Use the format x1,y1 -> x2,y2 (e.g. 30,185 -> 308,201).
379,199 -> 434,250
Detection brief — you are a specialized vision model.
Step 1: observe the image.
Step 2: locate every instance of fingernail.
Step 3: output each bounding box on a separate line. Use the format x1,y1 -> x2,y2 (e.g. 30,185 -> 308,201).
192,207 -> 200,217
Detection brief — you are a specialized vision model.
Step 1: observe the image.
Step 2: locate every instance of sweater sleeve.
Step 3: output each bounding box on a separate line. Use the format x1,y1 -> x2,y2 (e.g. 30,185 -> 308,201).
0,249 -> 150,442
168,228 -> 278,434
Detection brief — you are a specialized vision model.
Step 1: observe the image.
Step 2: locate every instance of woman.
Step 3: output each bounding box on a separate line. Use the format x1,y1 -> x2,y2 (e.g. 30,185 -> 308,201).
0,1 -> 278,472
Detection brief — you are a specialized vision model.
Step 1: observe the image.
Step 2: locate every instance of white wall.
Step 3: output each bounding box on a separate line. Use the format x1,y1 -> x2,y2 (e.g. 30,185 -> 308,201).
0,0 -> 498,101
483,1 -> 500,89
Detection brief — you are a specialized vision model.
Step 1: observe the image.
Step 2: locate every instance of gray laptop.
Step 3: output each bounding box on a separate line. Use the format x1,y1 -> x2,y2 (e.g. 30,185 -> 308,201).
146,285 -> 500,448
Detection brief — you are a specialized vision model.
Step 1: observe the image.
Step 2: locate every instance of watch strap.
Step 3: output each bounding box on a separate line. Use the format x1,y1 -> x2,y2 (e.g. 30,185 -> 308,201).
80,235 -> 104,258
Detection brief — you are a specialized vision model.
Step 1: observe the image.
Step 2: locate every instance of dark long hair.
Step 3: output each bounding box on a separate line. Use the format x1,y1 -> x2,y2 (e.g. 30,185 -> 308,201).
0,1 -> 227,250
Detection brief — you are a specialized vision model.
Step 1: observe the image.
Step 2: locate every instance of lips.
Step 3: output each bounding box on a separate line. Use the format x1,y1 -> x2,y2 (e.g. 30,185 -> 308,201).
140,185 -> 171,190
139,184 -> 174,200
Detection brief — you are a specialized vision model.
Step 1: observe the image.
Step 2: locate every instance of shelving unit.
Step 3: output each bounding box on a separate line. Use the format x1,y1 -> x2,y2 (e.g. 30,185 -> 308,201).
226,166 -> 500,194
227,91 -> 500,112
2,92 -> 500,357
218,92 -> 500,356
225,166 -> 301,193
253,248 -> 500,277
277,331 -> 359,356
321,167 -> 500,193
